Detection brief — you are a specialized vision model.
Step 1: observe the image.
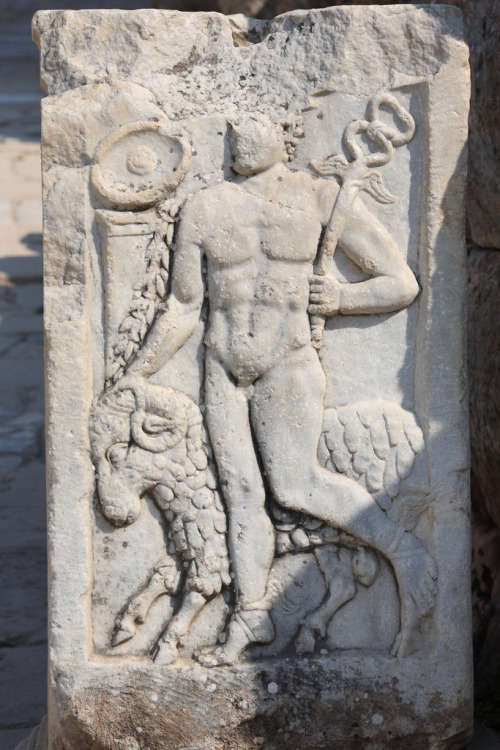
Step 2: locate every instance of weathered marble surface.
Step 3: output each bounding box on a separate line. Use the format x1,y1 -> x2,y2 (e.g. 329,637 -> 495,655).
35,6 -> 470,749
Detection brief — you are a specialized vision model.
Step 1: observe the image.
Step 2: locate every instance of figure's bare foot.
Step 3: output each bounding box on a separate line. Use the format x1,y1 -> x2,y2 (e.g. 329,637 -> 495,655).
390,538 -> 438,658
194,609 -> 275,667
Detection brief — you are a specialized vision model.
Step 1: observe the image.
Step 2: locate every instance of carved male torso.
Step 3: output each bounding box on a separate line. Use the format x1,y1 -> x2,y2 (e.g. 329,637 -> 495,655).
191,166 -> 336,384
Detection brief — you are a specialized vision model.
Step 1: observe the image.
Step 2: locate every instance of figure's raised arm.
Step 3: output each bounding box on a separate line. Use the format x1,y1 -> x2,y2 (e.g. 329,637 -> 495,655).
127,198 -> 204,378
310,186 -> 419,318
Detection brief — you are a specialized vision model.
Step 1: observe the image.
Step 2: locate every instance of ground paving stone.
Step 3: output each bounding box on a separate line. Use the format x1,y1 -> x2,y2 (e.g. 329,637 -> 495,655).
0,728 -> 34,750
0,645 -> 47,729
0,20 -> 47,744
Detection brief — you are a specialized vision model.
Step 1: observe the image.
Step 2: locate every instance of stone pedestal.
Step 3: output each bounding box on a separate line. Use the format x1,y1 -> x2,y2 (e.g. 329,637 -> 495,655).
34,6 -> 471,749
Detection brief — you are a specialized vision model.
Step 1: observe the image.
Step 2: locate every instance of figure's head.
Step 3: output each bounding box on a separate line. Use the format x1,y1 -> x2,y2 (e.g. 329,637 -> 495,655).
229,113 -> 284,175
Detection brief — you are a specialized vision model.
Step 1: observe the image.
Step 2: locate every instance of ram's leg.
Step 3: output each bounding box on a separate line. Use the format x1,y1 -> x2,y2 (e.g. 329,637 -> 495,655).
113,561 -> 177,646
153,591 -> 207,666
295,547 -> 357,655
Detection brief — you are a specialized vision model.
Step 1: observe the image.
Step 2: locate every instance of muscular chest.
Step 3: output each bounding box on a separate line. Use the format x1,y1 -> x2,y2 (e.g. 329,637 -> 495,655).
203,188 -> 322,267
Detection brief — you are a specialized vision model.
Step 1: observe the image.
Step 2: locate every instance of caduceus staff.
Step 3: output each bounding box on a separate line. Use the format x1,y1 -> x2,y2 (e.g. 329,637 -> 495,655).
309,92 -> 416,349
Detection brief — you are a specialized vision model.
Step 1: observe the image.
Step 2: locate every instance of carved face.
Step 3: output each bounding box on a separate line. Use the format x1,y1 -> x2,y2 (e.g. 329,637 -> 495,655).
229,115 -> 284,175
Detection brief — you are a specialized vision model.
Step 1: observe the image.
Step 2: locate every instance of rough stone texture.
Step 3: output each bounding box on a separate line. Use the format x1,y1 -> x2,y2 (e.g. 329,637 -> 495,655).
468,248 -> 500,730
153,0 -> 404,21
468,250 -> 500,530
34,6 -> 471,750
153,0 -> 413,15
156,0 -> 500,250
454,0 -> 500,248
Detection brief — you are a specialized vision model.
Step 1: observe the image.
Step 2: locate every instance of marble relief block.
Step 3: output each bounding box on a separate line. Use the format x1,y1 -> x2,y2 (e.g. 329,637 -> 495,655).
34,6 -> 471,749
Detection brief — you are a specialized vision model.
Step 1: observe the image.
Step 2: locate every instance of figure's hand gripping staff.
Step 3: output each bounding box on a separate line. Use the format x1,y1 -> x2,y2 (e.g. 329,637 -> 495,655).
309,93 -> 416,349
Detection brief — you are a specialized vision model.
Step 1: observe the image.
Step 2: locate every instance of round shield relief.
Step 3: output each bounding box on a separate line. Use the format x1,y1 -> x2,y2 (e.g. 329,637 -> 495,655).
91,121 -> 191,209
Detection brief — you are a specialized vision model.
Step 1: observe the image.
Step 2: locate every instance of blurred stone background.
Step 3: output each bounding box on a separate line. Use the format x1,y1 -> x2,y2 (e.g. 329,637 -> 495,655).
0,1 -> 499,748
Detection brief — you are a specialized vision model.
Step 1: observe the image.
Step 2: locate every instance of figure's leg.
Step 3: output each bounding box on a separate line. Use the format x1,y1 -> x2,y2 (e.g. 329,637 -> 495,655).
251,347 -> 437,657
195,354 -> 275,666
153,591 -> 206,665
295,546 -> 357,655
205,353 -> 275,606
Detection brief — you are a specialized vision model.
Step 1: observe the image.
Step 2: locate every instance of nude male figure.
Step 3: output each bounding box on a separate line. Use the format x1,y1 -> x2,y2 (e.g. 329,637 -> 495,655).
127,113 -> 437,665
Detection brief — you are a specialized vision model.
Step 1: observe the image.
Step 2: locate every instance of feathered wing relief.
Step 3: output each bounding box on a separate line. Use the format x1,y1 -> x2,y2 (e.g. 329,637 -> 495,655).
319,400 -> 431,531
266,400 -> 431,656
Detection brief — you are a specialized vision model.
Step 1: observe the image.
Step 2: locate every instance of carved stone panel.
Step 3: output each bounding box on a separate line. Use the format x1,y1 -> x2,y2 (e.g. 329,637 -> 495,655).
35,6 -> 471,750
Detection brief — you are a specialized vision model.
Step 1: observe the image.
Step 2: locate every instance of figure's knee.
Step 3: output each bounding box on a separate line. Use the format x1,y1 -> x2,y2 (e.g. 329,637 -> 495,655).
270,464 -> 347,514
270,471 -> 311,513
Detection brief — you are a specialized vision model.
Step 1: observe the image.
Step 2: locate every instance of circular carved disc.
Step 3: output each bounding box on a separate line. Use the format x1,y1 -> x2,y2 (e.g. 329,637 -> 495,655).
91,121 -> 191,209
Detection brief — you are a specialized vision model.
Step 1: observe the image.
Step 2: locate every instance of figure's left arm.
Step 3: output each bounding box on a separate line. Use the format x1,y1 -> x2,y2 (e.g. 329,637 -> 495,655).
309,194 -> 419,317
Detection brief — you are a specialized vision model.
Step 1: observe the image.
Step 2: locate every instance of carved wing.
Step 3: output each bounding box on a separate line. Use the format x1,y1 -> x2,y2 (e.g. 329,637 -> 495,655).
363,171 -> 397,204
319,400 -> 431,531
310,153 -> 349,179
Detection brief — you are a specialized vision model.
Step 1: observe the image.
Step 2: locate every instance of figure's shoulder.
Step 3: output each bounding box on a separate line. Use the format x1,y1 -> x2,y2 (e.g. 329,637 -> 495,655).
282,169 -> 337,191
191,180 -> 242,208
179,182 -> 244,235
281,169 -> 339,216
211,180 -> 244,202
180,182 -> 225,217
